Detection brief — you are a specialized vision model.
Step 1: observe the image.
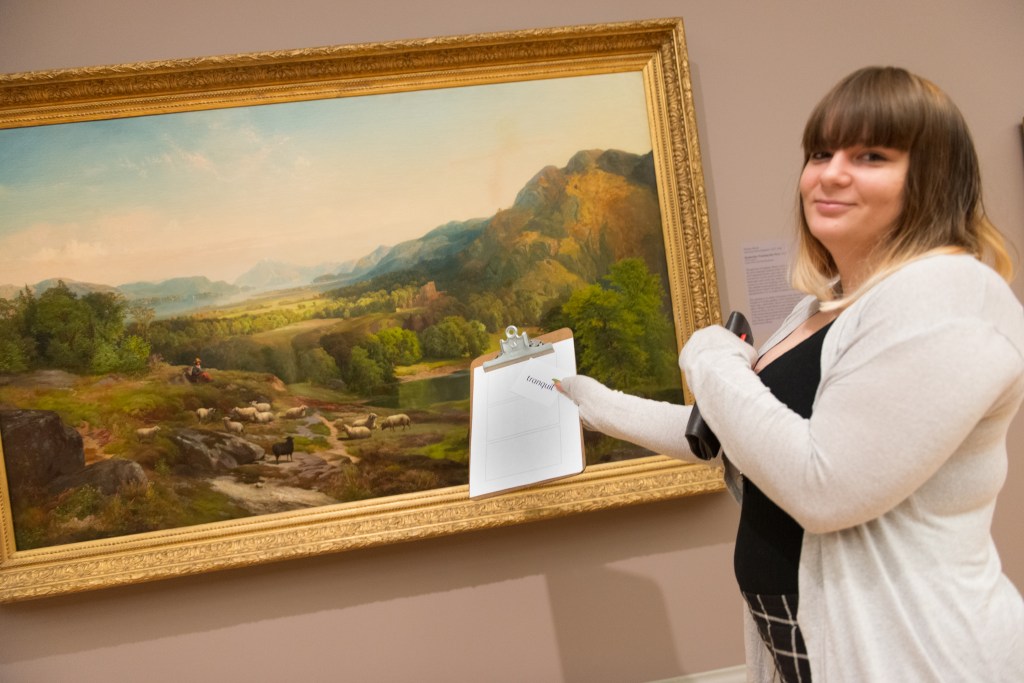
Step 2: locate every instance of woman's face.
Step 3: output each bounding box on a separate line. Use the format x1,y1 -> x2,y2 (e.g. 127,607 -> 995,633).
800,144 -> 909,280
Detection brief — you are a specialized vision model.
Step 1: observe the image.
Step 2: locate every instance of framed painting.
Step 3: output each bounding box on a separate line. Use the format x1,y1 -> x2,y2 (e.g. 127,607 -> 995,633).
0,18 -> 723,602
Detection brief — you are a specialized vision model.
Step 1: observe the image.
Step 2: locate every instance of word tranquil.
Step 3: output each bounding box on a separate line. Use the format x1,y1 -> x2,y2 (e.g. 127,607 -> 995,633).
526,375 -> 555,392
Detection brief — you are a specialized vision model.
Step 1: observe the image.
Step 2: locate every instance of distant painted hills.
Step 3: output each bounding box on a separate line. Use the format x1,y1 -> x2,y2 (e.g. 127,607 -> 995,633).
1,148 -> 663,316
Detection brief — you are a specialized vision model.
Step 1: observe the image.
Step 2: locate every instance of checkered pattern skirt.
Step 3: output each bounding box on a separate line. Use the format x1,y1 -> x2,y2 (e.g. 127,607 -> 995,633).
742,592 -> 812,683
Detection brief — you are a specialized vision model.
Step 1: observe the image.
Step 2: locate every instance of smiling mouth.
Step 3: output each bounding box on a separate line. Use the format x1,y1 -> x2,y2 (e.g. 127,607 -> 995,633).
813,199 -> 853,214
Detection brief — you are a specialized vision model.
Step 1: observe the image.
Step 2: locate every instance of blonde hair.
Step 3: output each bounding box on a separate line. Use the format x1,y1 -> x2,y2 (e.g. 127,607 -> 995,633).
791,67 -> 1014,308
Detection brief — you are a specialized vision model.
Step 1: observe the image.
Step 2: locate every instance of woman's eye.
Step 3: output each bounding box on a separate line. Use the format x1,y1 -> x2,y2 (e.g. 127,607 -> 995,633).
809,151 -> 832,161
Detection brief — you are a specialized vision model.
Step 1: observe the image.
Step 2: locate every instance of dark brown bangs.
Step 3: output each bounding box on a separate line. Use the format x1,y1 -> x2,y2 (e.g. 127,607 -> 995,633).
801,67 -> 919,157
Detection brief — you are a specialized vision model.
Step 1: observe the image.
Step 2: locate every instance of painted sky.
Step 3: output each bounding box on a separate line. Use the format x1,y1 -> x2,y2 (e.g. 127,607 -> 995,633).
0,72 -> 652,288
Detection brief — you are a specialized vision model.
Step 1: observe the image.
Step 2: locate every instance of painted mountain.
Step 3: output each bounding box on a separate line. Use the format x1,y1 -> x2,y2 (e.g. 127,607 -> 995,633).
0,278 -> 119,300
0,276 -> 245,319
118,276 -> 240,301
457,148 -> 665,297
0,148 -> 665,317
233,260 -> 343,292
351,148 -> 667,306
349,219 -> 489,283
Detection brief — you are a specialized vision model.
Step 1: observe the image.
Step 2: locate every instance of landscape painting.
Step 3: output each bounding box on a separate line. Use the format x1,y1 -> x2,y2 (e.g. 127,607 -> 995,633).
0,70 -> 683,550
0,19 -> 722,601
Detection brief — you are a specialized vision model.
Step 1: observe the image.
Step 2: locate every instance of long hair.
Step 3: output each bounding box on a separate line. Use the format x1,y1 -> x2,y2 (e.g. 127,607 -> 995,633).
791,67 -> 1014,306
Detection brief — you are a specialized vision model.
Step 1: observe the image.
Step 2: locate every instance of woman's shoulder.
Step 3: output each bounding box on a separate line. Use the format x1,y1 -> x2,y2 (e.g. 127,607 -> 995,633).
846,253 -> 1022,340
867,253 -> 1014,308
888,252 -> 1001,285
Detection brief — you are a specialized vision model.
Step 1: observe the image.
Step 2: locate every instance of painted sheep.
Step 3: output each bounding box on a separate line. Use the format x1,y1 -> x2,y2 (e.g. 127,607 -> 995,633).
380,414 -> 411,431
271,436 -> 294,463
341,424 -> 372,439
352,413 -> 377,429
136,425 -> 162,440
231,406 -> 260,421
250,401 -> 272,413
195,407 -> 216,422
222,417 -> 245,434
282,406 -> 307,419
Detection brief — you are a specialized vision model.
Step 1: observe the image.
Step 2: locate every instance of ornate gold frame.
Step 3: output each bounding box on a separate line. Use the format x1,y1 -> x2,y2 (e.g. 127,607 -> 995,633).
0,18 -> 722,603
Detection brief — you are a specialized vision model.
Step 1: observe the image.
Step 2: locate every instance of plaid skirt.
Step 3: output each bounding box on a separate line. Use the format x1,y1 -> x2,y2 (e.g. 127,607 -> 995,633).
742,592 -> 811,683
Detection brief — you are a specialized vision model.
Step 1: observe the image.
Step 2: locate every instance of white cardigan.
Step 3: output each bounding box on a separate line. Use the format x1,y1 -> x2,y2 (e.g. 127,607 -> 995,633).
683,254 -> 1024,681
560,254 -> 1024,681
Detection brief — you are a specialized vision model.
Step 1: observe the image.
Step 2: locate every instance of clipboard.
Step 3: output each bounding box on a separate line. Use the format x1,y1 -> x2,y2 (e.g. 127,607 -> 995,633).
468,326 -> 584,499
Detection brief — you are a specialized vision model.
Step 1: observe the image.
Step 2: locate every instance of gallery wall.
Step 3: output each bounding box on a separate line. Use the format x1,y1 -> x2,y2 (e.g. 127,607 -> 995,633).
1,1 -> 1022,681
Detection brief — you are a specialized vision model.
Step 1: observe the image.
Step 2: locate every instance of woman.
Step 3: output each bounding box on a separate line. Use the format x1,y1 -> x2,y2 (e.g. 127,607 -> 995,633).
556,66 -> 1023,681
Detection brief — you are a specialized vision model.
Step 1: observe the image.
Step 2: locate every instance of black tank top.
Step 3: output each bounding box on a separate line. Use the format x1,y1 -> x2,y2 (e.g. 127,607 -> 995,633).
733,321 -> 833,595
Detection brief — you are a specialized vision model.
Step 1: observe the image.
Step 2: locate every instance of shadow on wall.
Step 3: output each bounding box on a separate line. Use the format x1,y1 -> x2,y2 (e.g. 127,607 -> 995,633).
548,566 -> 681,682
0,491 -> 741,677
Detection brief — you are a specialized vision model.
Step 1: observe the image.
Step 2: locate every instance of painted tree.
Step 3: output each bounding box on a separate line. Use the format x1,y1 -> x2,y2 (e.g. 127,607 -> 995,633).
420,316 -> 488,359
562,258 -> 676,393
375,326 -> 422,366
0,283 -> 152,374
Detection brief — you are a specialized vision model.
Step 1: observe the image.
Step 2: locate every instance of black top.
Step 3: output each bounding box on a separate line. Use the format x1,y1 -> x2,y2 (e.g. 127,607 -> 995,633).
733,321 -> 833,595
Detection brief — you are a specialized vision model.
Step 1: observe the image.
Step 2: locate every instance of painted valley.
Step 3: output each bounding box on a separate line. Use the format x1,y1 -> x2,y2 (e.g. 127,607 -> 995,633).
0,149 -> 684,549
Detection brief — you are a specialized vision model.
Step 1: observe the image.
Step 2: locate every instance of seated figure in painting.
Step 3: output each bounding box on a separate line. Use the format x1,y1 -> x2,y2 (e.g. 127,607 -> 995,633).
184,357 -> 212,384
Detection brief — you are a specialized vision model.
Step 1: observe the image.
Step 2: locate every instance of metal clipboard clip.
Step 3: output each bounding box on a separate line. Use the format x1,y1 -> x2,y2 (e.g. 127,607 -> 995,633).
481,325 -> 555,372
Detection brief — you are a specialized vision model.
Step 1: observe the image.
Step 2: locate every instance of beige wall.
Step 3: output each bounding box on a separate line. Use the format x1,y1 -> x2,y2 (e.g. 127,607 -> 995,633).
1,1 -> 1022,681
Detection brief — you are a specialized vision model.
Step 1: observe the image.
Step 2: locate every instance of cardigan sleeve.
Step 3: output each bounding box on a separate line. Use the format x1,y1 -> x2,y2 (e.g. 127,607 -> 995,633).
555,374 -> 699,461
680,257 -> 1024,533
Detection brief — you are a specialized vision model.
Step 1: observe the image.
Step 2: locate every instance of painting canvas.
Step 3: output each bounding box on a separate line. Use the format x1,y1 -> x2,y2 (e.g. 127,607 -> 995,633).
0,19 -> 723,602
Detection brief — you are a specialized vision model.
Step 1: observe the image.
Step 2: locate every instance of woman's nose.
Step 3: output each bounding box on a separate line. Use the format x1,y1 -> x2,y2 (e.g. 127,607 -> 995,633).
819,152 -> 851,185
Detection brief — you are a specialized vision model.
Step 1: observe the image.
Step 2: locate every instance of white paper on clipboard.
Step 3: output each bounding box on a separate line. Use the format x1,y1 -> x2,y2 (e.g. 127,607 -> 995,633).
468,328 -> 584,499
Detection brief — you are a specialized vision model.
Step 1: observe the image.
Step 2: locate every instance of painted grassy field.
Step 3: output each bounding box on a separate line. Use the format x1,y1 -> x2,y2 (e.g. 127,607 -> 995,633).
0,355 -> 472,550
0,286 -> 659,551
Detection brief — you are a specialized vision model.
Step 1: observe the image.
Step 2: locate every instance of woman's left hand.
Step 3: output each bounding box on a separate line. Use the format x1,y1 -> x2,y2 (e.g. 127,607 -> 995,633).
679,324 -> 758,393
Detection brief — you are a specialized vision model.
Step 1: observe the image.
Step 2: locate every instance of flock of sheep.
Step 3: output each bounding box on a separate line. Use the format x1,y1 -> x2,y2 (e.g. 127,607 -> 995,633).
211,402 -> 309,435
135,401 -> 412,450
337,412 -> 411,439
135,400 -> 307,440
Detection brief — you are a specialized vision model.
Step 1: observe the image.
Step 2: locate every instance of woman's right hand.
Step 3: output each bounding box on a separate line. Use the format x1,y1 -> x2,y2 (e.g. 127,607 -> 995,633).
554,375 -> 611,430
